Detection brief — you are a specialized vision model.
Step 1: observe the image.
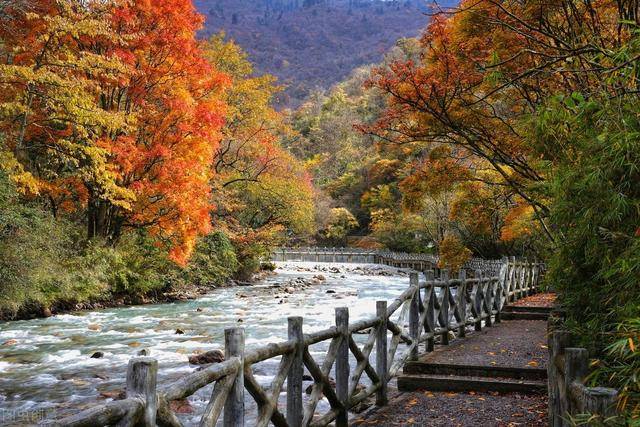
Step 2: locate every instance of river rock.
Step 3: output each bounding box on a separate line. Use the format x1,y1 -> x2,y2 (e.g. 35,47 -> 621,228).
313,274 -> 326,281
188,349 -> 224,365
87,323 -> 101,331
3,339 -> 17,346
170,398 -> 194,414
90,351 -> 104,359
326,290 -> 336,294
99,390 -> 125,400
175,328 -> 185,335
137,349 -> 150,356
304,379 -> 365,396
42,307 -> 52,317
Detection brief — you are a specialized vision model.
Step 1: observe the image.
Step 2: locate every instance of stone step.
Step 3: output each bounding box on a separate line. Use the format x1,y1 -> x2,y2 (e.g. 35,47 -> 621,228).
403,362 -> 547,381
500,311 -> 549,321
397,373 -> 547,394
502,305 -> 552,314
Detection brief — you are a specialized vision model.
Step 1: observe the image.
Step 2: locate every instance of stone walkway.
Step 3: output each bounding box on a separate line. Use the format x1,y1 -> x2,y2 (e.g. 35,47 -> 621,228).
353,293 -> 555,427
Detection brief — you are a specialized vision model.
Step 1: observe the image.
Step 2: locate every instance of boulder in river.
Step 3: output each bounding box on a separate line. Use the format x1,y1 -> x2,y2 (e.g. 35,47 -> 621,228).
90,351 -> 104,359
137,349 -> 150,356
3,339 -> 17,346
175,328 -> 185,335
170,398 -> 194,414
99,390 -> 125,400
326,290 -> 336,294
189,349 -> 224,365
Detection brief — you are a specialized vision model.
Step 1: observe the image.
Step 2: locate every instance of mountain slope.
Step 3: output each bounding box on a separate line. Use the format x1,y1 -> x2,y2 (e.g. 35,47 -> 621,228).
195,0 -> 451,107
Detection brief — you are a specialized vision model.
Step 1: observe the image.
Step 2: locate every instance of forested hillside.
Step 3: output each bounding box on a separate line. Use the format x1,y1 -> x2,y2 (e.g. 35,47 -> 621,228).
195,0 -> 450,107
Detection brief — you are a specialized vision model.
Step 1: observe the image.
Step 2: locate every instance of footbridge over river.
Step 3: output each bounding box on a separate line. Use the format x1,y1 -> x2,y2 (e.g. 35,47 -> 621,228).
271,247 -> 505,275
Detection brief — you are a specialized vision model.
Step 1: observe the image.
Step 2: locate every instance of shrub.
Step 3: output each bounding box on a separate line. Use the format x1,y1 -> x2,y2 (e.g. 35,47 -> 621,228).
535,93 -> 640,418
171,231 -> 239,287
319,207 -> 359,246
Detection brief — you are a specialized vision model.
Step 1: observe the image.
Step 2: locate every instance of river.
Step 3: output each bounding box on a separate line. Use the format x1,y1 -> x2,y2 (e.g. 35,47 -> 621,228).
0,262 -> 412,425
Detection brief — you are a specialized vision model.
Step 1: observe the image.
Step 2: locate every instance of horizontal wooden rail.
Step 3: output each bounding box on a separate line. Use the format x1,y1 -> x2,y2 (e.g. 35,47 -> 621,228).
49,258 -> 542,427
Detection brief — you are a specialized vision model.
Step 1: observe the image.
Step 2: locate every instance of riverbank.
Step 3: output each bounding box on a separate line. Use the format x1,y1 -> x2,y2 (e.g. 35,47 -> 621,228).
1,262 -> 409,322
0,266 -> 279,322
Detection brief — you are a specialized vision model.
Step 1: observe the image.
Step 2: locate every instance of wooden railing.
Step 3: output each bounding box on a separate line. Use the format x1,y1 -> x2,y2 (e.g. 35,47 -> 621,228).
548,319 -> 619,425
48,259 -> 543,427
271,247 -> 508,275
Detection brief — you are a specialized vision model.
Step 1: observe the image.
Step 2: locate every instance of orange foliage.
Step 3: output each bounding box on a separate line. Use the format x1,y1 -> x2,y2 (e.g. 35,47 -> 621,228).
501,203 -> 535,242
0,0 -> 229,265
438,233 -> 472,273
102,0 -> 229,264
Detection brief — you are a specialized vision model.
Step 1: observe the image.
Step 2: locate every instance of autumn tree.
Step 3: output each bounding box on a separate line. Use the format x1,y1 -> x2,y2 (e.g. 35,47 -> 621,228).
365,0 -> 634,246
203,34 -> 314,273
0,0 -> 230,264
0,0 -> 133,206
319,207 -> 359,246
96,0 -> 228,263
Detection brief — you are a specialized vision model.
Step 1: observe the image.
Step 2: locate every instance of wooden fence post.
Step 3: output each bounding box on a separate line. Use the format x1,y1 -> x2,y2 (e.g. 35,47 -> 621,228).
335,307 -> 349,427
224,327 -> 245,427
508,256 -> 516,302
474,270 -> 483,332
425,270 -> 436,352
409,272 -> 420,361
458,270 -> 467,338
125,357 -> 158,427
548,330 -> 571,427
376,301 -> 388,406
440,269 -> 450,345
485,276 -> 494,328
565,348 -> 588,417
287,317 -> 303,427
495,257 -> 509,323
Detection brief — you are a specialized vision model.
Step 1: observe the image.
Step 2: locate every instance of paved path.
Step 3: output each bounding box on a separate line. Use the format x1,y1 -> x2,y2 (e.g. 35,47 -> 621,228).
353,294 -> 555,427
418,319 -> 548,369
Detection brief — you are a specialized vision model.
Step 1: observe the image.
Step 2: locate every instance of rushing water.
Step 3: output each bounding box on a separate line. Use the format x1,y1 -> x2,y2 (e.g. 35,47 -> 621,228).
0,262 -> 412,425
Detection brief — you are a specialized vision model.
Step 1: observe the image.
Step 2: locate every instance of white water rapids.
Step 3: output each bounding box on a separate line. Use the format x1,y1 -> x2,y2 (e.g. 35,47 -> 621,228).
0,262 -> 413,425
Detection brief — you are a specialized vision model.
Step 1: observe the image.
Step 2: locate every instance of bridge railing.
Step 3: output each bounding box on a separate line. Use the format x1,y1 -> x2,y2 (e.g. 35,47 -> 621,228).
270,247 -> 511,276
48,259 -> 542,427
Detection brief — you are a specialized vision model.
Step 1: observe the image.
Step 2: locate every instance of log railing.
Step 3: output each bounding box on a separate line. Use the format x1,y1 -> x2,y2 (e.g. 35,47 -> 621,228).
548,322 -> 619,425
48,259 -> 542,427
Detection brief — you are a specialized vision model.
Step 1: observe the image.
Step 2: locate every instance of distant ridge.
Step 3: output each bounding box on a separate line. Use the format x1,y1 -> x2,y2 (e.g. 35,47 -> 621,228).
195,0 -> 456,108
